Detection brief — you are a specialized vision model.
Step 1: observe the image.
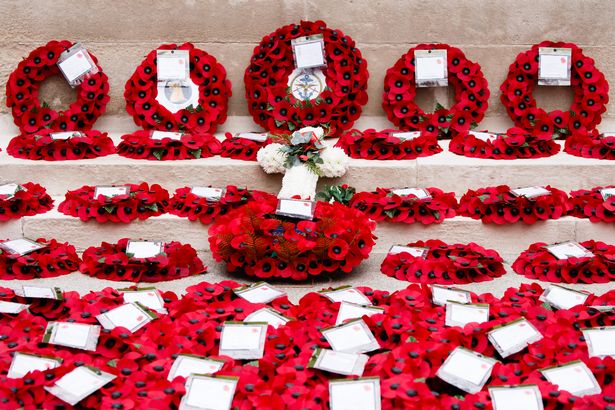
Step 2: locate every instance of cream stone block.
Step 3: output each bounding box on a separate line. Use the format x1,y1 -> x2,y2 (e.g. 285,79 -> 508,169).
0,219 -> 24,240
575,219 -> 614,244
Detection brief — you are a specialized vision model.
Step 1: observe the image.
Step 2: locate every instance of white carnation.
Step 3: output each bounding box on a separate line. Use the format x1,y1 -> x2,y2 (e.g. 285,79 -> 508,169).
318,147 -> 349,178
257,143 -> 287,174
278,164 -> 319,200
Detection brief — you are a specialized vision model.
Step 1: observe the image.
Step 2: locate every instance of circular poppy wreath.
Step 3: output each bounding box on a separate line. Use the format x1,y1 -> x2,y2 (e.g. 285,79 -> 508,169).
58,183 -> 170,223
458,185 -> 570,224
80,238 -> 206,282
5,40 -> 109,134
167,185 -> 269,225
0,286 -> 80,320
380,239 -> 505,284
244,20 -> 369,137
7,129 -> 115,161
513,240 -> 615,284
0,182 -> 53,221
335,128 -> 442,160
219,133 -> 272,161
348,187 -> 457,224
124,42 -> 232,134
568,186 -> 615,223
208,192 -> 376,280
382,44 -> 490,139
500,41 -> 609,140
565,131 -> 615,160
116,130 -> 221,161
449,127 -> 560,160
0,237 -> 80,279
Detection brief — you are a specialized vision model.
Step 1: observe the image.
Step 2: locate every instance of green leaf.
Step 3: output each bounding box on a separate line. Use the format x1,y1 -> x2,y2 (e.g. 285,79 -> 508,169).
145,203 -> 159,212
41,101 -> 51,109
433,211 -> 440,220
98,258 -> 106,263
152,150 -> 164,161
434,101 -> 447,111
541,302 -> 554,311
195,105 -> 204,113
107,359 -> 118,368
287,122 -> 296,131
384,209 -> 397,219
406,336 -> 417,343
274,119 -> 285,128
102,205 -> 116,214
190,148 -> 202,159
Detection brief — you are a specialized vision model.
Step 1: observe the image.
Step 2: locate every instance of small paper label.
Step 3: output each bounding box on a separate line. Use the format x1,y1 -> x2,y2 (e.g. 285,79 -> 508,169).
45,322 -> 100,351
469,131 -> 498,143
431,285 -> 472,306
488,318 -> 543,358
151,131 -> 183,141
582,327 -> 615,358
320,287 -> 372,306
445,302 -> 489,328
322,319 -> 380,354
489,385 -> 544,410
191,186 -> 225,202
0,300 -> 29,314
0,183 -> 19,197
46,366 -> 115,406
388,245 -> 429,257
539,47 -> 572,85
219,322 -> 268,360
8,353 -> 62,379
437,347 -> 497,394
540,361 -> 601,397
546,241 -> 594,260
96,303 -> 155,333
234,282 -> 286,304
275,199 -> 315,220
121,288 -> 166,314
243,308 -> 289,329
157,50 -> 189,81
415,49 -> 448,87
600,187 -> 615,201
510,186 -> 551,199
168,355 -> 225,381
125,240 -> 163,259
310,348 -> 368,376
335,302 -> 383,326
50,131 -> 83,140
391,131 -> 421,141
236,132 -> 268,142
541,285 -> 589,310
390,188 -> 431,199
291,35 -> 326,69
20,285 -> 60,300
94,186 -> 130,198
57,44 -> 98,86
329,378 -> 381,410
182,375 -> 238,410
0,238 -> 45,256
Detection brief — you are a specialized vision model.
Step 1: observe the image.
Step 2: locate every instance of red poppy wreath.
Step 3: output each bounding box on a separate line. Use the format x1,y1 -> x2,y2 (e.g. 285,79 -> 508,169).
565,130 -> 615,160
124,42 -> 232,134
500,41 -> 609,140
116,129 -> 221,161
382,44 -> 490,139
0,237 -> 80,279
335,128 -> 442,160
80,238 -> 206,282
0,182 -> 53,221
219,132 -> 272,161
381,240 -> 505,284
568,186 -> 615,223
58,183 -> 170,223
244,20 -> 369,136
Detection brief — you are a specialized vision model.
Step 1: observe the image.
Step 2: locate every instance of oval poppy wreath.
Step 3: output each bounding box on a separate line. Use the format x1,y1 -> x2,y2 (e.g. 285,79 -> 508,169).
449,127 -> 560,159
124,42 -> 232,134
0,183 -> 53,221
348,187 -> 457,224
500,41 -> 609,139
564,131 -> 615,160
208,192 -> 376,280
0,237 -> 80,279
244,20 -> 369,137
335,128 -> 442,160
80,238 -> 206,282
5,40 -> 109,134
7,129 -> 115,161
458,185 -> 570,224
382,44 -> 490,139
568,186 -> 615,223
380,239 -> 505,284
58,183 -> 170,223
219,133 -> 271,161
513,240 -> 615,283
116,130 -> 221,161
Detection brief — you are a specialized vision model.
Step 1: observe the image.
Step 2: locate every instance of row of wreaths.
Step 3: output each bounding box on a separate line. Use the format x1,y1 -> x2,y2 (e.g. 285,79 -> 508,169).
4,22 -> 613,160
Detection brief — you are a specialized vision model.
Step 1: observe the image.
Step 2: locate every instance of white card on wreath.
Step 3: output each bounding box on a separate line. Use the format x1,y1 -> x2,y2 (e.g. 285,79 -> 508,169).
46,366 -> 115,406
151,130 -> 183,141
50,131 -> 83,140
309,348 -> 368,376
391,131 -> 421,141
244,308 -> 289,329
415,49 -> 448,87
390,188 -> 431,199
388,245 -> 429,258
510,186 -> 551,199
431,285 -> 472,306
0,300 -> 29,314
234,282 -> 286,304
291,35 -> 326,70
335,302 -> 384,326
538,47 -> 572,85
125,240 -> 163,259
181,375 -> 238,410
168,355 -> 225,381
236,132 -> 268,142
540,361 -> 601,397
329,378 -> 381,410
44,322 -> 100,351
0,183 -> 19,197
57,45 -> 97,85
600,187 -> 615,200
191,186 -> 225,201
541,285 -> 589,310
96,303 -> 156,333
276,198 -> 315,220
589,305 -> 615,312
94,186 -> 130,198
582,326 -> 615,358
546,241 -> 594,260
120,288 -> 166,314
469,131 -> 498,143
8,352 -> 62,379
19,285 -> 61,300
488,385 -> 544,410
157,49 -> 189,81
488,318 -> 543,358
320,286 -> 372,306
0,238 -> 45,256
322,319 -> 380,354
218,322 -> 268,360
445,302 -> 489,328
437,347 -> 497,394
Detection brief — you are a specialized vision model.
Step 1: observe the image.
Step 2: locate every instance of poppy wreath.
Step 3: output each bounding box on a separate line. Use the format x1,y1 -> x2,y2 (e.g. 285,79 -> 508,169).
458,185 -> 570,224
382,44 -> 489,139
58,183 -> 170,223
208,191 -> 376,280
124,42 -> 232,134
0,183 -> 53,221
116,129 -> 221,160
5,40 -> 110,134
500,41 -> 609,140
80,238 -> 206,282
244,20 -> 369,137
0,237 -> 80,279
380,239 -> 506,284
7,129 -> 115,161
335,128 -> 442,160
568,186 -> 615,223
167,185 -> 269,225
565,130 -> 615,160
348,187 -> 457,224
449,127 -> 561,159
513,240 -> 615,283
219,132 -> 271,161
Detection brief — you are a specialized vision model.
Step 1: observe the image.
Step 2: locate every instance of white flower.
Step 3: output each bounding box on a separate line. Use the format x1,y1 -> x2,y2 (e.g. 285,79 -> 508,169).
257,143 -> 288,174
290,126 -> 325,145
278,163 -> 319,200
318,146 -> 349,178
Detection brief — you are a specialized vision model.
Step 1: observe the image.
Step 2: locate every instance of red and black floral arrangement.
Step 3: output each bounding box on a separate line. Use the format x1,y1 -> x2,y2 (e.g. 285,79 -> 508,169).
7,129 -> 115,161
0,237 -> 80,279
58,183 -> 170,223
568,186 -> 615,223
382,44 -> 489,139
458,185 -> 570,224
80,238 -> 205,282
335,128 -> 442,159
116,129 -> 221,161
209,192 -> 376,280
381,239 -> 506,284
0,183 -> 53,221
244,20 -> 369,136
349,187 -> 457,224
219,133 -> 271,161
513,240 -> 615,283
565,130 -> 615,160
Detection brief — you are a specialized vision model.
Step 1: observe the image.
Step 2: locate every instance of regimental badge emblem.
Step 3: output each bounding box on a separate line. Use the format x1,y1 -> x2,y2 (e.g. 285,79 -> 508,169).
288,68 -> 326,101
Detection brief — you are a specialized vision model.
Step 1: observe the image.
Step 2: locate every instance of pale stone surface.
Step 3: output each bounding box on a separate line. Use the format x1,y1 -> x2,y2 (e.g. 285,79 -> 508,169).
0,220 -> 23,239
575,219 -> 615,243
